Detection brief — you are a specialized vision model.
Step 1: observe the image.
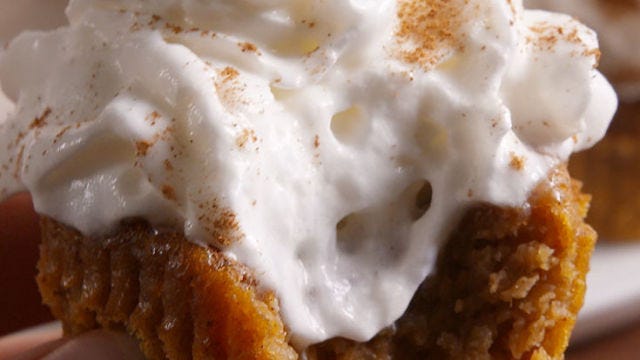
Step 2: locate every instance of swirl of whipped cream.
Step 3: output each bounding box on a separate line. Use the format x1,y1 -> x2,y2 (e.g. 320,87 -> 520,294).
0,0 -> 616,348
526,0 -> 640,101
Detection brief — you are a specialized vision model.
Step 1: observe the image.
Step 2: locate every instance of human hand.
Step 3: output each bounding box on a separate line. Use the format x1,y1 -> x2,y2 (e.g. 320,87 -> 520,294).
0,322 -> 143,360
0,194 -> 143,359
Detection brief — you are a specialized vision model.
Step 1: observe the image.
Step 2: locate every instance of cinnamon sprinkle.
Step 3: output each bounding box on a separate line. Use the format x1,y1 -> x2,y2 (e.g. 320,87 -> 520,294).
14,145 -> 25,179
238,42 -> 261,55
220,66 -> 239,82
509,153 -> 525,171
145,111 -> 161,126
29,108 -> 52,129
163,159 -> 174,171
395,0 -> 466,69
236,128 -> 258,148
54,125 -> 73,144
165,22 -> 183,34
161,184 -> 177,201
215,66 -> 248,111
136,141 -> 152,157
197,199 -> 244,246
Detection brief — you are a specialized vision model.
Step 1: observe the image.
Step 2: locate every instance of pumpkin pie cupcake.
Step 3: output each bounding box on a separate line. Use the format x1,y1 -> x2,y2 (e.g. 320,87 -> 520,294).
0,0 -> 617,358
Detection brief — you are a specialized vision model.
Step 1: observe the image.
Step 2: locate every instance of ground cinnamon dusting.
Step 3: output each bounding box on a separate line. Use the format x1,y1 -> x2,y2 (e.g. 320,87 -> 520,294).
395,0 -> 466,69
506,0 -> 516,16
238,42 -> 260,55
145,111 -> 161,126
197,200 -> 244,246
214,211 -> 241,243
29,108 -> 52,129
215,67 -> 249,111
162,185 -> 177,201
509,153 -> 525,171
165,22 -> 183,34
136,141 -> 152,157
583,48 -> 602,68
163,159 -> 174,171
149,14 -> 161,25
236,129 -> 257,148
220,67 -> 239,82
527,20 -> 600,65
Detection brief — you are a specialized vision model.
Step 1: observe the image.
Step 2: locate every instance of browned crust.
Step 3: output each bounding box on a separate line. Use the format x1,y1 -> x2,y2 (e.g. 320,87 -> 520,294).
569,101 -> 640,240
38,165 -> 594,359
37,219 -> 297,360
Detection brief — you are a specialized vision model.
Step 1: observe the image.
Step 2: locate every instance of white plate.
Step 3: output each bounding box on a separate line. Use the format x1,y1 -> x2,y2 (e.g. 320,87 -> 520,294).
572,241 -> 640,344
1,0 -> 639,347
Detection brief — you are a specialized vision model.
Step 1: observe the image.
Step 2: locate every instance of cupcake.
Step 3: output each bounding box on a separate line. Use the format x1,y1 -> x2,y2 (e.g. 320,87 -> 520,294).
0,0 -> 617,359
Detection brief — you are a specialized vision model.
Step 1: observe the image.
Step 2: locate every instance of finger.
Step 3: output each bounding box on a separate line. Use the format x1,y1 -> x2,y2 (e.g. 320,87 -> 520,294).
0,323 -> 145,360
41,330 -> 144,360
0,321 -> 62,359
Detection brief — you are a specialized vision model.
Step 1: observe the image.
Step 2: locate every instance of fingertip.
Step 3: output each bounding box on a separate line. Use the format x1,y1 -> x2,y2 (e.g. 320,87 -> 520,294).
42,330 -> 144,360
0,321 -> 63,359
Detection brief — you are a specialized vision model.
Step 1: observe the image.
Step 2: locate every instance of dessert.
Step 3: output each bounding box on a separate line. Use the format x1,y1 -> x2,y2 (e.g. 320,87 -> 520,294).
0,0 -> 617,359
526,0 -> 640,240
526,0 -> 640,100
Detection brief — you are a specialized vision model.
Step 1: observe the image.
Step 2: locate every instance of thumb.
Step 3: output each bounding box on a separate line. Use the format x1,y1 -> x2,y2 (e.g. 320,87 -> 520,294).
40,330 -> 144,360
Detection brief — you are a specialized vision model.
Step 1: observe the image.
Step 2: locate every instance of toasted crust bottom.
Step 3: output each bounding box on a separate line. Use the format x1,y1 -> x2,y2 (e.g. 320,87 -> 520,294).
37,165 -> 595,359
569,101 -> 640,240
37,218 -> 297,360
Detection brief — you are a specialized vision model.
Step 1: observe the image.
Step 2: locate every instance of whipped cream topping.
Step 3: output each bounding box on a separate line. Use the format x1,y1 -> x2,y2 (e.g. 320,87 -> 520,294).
0,0 -> 616,348
526,0 -> 640,101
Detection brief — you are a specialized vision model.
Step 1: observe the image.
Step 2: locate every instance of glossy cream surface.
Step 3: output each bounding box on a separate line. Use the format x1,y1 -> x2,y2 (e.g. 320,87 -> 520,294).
0,0 -> 616,348
526,0 -> 640,100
